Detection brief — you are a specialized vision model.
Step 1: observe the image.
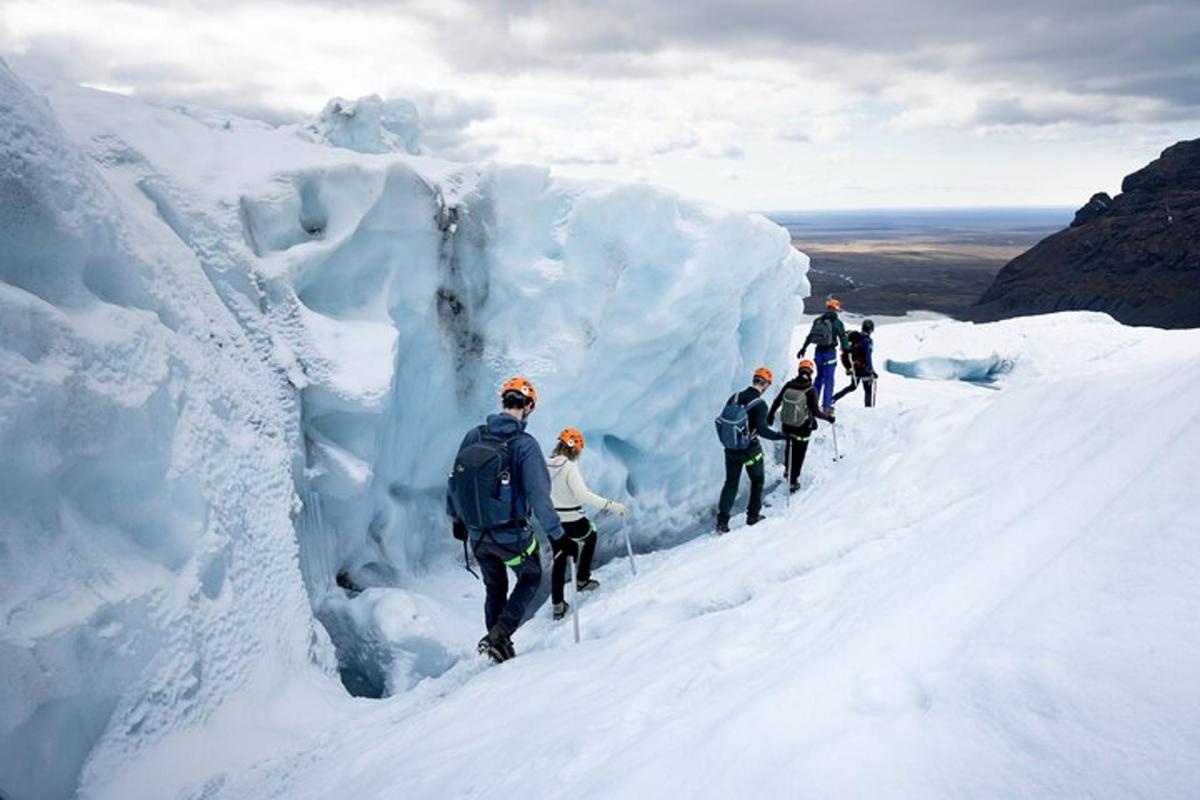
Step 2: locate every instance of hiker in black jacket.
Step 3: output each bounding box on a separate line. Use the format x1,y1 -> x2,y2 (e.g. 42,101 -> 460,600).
716,367 -> 785,534
768,359 -> 836,492
833,319 -> 878,407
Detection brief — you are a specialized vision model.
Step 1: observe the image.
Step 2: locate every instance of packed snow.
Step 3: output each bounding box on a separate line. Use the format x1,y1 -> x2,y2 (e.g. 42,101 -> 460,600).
1,58 -> 1197,800
72,311 -> 1200,800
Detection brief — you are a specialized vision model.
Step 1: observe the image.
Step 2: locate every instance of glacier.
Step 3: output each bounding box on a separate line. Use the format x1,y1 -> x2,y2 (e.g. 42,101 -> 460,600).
2,59 -> 1197,800
0,61 -> 804,799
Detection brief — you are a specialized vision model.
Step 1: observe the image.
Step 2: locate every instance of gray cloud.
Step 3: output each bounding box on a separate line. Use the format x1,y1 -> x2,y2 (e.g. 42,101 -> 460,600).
5,0 -> 1198,150
412,0 -> 1200,124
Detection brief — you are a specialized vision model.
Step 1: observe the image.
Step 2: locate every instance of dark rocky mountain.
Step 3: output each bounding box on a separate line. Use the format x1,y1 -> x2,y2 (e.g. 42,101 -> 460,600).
974,138 -> 1200,328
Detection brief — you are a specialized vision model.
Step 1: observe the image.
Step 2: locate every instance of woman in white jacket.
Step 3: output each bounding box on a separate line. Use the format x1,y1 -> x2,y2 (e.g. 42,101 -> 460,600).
546,427 -> 628,620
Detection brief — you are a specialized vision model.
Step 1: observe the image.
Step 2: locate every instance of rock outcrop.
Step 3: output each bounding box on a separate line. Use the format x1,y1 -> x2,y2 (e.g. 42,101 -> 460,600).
975,139 -> 1200,328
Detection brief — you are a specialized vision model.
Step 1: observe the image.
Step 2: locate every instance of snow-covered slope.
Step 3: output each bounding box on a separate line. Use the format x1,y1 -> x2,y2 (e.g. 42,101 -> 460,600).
139,312 -> 1198,800
0,62 -> 804,799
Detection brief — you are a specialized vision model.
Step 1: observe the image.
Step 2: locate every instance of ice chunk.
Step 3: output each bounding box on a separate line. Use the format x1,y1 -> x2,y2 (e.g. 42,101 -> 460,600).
885,354 -> 1013,383
305,95 -> 423,155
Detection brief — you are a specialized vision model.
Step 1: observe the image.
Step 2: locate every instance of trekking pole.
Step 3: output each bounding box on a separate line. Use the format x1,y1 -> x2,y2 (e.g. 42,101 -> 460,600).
621,520 -> 638,576
831,421 -> 841,461
568,555 -> 581,644
785,440 -> 792,508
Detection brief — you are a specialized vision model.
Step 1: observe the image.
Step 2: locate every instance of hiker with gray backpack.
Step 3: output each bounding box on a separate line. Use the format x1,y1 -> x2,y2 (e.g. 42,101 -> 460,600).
799,298 -> 852,411
447,376 -> 564,663
767,359 -> 836,493
713,367 -> 785,534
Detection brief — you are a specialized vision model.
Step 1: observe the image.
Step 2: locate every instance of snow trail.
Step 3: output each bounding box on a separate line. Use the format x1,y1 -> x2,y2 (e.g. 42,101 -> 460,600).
156,314 -> 1200,800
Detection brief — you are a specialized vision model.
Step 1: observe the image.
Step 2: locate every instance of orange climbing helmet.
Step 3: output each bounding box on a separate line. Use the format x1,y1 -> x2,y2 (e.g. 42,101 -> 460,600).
797,359 -> 815,373
753,366 -> 774,385
558,427 -> 585,452
500,376 -> 537,406
826,298 -> 843,311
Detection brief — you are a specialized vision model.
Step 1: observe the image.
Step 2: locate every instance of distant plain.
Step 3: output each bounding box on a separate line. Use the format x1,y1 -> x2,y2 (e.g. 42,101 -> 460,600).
766,208 -> 1073,318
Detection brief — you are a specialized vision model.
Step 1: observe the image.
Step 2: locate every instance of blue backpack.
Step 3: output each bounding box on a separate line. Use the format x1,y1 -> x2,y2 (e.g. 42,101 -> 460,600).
715,393 -> 764,450
448,428 -> 519,531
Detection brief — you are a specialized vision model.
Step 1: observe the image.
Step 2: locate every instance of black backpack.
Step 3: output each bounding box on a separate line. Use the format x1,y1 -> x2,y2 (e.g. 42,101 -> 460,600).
448,428 -> 519,532
848,331 -> 868,366
808,314 -> 835,347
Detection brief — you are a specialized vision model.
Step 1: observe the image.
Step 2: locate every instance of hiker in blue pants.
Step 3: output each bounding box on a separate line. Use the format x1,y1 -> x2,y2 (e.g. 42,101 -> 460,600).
798,298 -> 852,411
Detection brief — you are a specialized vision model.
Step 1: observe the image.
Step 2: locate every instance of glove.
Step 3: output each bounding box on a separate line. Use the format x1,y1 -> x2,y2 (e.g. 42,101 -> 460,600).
607,500 -> 629,517
797,347 -> 806,358
452,519 -> 466,541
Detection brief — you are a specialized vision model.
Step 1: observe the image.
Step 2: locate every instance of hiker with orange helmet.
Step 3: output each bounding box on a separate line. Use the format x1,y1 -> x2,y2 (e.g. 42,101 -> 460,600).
546,428 -> 629,620
714,366 -> 785,534
799,298 -> 852,411
446,376 -> 564,663
767,359 -> 836,493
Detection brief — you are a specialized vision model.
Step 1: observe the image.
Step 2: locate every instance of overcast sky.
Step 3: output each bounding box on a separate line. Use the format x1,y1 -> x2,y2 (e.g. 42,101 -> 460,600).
2,0 -> 1197,209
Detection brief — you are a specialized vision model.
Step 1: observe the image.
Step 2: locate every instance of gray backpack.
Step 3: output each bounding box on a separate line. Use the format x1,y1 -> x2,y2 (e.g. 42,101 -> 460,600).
808,315 -> 835,347
780,387 -> 810,428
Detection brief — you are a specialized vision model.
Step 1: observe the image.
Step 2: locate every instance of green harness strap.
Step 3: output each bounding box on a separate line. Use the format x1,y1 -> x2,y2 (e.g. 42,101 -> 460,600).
745,451 -> 764,467
503,536 -> 538,567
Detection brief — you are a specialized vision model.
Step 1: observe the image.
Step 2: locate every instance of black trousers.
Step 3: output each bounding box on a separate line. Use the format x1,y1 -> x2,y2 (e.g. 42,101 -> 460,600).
718,442 -> 765,523
832,374 -> 876,407
472,532 -> 542,636
784,431 -> 811,487
550,517 -> 597,604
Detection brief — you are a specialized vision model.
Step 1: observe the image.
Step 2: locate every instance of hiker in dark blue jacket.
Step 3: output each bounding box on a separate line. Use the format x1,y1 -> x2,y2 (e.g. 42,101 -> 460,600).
834,319 -> 878,407
447,376 -> 564,663
716,367 -> 785,534
799,298 -> 852,411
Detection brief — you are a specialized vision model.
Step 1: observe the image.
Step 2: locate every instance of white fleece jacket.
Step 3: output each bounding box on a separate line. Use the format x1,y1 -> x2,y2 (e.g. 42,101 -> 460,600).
546,455 -> 611,522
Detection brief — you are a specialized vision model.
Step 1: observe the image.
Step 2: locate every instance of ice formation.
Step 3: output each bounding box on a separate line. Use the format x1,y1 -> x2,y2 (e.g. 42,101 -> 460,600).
0,60 -> 332,800
0,60 -> 804,798
885,354 -> 1013,383
304,94 -> 424,155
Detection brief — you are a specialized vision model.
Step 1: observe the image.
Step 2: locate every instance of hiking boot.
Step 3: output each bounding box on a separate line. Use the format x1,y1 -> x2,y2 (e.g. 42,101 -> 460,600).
576,579 -> 599,593
789,482 -> 801,494
552,601 -> 570,621
477,624 -> 515,663
746,513 -> 767,526
715,518 -> 731,535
